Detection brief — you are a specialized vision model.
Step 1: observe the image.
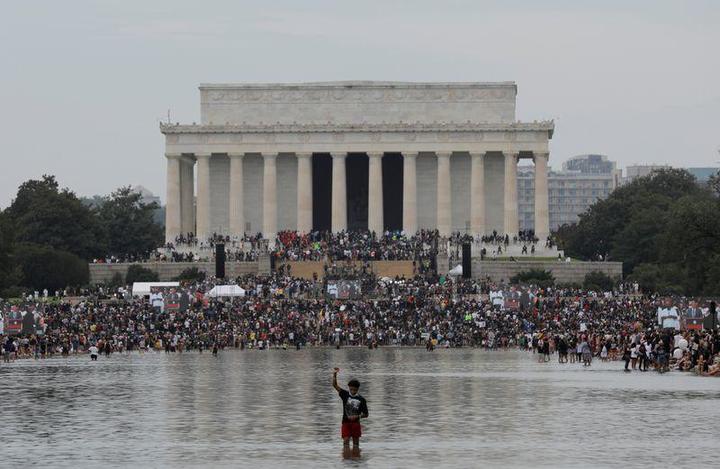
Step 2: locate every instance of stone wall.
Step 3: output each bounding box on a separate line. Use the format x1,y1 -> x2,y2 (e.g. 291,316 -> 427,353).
484,152 -> 505,234
89,261 -> 264,283
405,150 -> 507,235
416,152 -> 438,230
450,152 -> 471,232
371,261 -> 415,279
205,152 -> 301,235
278,261 -> 325,280
209,154 -> 230,232
277,153 -> 298,230
91,258 -> 619,285
470,260 -> 622,284
200,82 -> 517,126
243,154 -> 263,233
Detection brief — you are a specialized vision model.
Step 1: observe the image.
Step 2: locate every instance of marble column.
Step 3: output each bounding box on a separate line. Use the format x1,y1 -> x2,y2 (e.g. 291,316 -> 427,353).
180,157 -> 195,236
367,152 -> 384,234
262,153 -> 277,241
195,153 -> 212,240
296,153 -> 313,233
331,153 -> 347,232
534,151 -> 550,240
436,152 -> 452,236
503,152 -> 519,235
165,153 -> 182,242
228,153 -> 245,238
470,152 -> 486,235
402,152 -> 418,235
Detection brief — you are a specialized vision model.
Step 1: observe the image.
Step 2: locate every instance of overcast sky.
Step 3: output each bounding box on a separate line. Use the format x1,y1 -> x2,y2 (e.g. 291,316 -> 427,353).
1,0 -> 718,206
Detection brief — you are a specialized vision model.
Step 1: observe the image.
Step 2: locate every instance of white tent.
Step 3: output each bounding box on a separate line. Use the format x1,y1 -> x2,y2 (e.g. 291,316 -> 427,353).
208,285 -> 246,298
132,282 -> 179,297
448,264 -> 463,277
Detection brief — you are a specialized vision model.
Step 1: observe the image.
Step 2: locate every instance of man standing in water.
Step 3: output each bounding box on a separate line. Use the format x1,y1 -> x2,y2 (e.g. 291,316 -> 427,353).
332,367 -> 368,457
88,343 -> 99,361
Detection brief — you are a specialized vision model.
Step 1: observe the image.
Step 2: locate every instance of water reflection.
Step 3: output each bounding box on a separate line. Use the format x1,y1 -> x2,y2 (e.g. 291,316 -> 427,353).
1,349 -> 717,468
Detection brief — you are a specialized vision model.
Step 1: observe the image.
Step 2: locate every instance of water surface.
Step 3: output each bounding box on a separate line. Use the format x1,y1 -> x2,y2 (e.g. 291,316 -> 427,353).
2,348 -> 718,468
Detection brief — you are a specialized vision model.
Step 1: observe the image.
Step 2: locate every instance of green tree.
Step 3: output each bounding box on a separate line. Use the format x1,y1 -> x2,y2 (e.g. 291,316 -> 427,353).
5,175 -> 106,260
708,169 -> 720,197
704,254 -> 720,295
0,212 -> 22,292
125,265 -> 159,283
557,169 -> 699,268
14,243 -> 89,291
628,263 -> 687,295
510,269 -> 555,288
608,203 -> 666,270
659,193 -> 720,294
97,186 -> 164,258
80,194 -> 106,209
107,272 -> 125,288
554,168 -> 720,295
583,271 -> 616,292
174,267 -> 206,282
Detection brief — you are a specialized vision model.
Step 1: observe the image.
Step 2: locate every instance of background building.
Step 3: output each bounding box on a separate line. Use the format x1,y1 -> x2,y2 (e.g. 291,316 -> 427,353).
519,154 -> 620,231
133,185 -> 161,206
622,164 -> 670,184
517,158 -> 719,233
685,167 -> 719,184
622,164 -> 718,186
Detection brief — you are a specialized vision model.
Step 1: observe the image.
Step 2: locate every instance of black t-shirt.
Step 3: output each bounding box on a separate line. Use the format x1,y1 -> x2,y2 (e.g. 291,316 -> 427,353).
338,389 -> 368,423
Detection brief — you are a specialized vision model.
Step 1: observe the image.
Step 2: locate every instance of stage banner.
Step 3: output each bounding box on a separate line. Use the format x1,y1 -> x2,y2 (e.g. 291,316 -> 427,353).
1,305 -> 45,335
326,280 -> 362,300
148,286 -> 193,312
684,306 -> 704,330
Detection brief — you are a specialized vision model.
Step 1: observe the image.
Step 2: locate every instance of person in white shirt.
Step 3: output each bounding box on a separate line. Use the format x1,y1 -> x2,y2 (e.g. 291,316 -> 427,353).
149,288 -> 165,313
88,345 -> 99,361
491,290 -> 504,310
630,344 -> 638,370
657,298 -> 680,331
673,333 -> 683,349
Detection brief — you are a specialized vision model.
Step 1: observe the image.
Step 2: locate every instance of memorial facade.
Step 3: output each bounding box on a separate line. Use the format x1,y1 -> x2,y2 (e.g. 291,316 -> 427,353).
161,81 -> 554,242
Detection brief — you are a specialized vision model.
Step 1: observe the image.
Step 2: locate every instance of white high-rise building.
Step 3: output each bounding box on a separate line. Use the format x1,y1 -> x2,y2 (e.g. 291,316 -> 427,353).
518,154 -> 621,231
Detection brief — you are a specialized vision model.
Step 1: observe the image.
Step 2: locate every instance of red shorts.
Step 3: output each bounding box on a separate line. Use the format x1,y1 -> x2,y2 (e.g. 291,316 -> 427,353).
341,421 -> 362,439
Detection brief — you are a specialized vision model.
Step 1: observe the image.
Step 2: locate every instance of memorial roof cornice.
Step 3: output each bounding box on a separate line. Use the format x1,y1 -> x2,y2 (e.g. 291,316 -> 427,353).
160,121 -> 554,138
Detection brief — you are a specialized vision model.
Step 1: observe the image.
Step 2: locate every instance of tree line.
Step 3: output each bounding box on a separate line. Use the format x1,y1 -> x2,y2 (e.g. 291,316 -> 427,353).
0,175 -> 163,296
555,168 -> 720,295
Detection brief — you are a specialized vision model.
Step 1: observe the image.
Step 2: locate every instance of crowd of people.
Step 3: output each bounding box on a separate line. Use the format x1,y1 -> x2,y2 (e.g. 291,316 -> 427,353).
2,271 -> 719,376
93,229 -> 567,266
451,230 -> 555,249
159,233 -> 266,262
525,298 -> 720,375
92,233 -> 268,264
166,232 -> 266,251
271,230 -> 439,263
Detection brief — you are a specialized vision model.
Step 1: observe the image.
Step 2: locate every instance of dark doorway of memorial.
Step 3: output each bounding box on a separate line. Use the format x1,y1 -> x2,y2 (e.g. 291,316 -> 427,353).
312,153 -> 331,231
346,153 -> 368,231
382,153 -> 403,231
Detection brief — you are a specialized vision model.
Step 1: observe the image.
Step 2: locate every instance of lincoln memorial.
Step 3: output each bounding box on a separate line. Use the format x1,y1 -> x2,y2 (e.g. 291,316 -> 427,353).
161,81 -> 554,243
